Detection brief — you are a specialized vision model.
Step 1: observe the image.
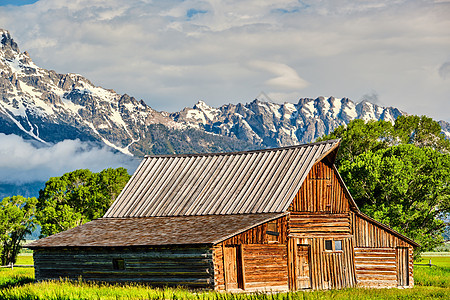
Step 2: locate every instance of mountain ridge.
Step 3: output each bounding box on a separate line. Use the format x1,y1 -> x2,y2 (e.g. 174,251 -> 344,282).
1,28 -> 449,157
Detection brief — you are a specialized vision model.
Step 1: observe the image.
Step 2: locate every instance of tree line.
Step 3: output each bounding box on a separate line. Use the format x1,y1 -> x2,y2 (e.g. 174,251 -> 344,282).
1,115 -> 449,264
0,168 -> 130,265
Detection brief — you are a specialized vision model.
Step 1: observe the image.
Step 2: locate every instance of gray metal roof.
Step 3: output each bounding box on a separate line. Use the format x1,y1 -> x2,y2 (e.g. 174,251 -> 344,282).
26,213 -> 286,248
104,140 -> 340,218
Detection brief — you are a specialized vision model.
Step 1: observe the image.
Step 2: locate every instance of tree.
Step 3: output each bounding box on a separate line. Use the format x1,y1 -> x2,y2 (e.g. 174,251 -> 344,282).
0,196 -> 37,265
37,168 -> 130,237
339,145 -> 450,251
319,115 -> 450,253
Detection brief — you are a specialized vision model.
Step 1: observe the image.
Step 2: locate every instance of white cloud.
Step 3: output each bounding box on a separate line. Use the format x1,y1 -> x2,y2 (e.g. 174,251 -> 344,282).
0,0 -> 449,121
0,133 -> 140,184
248,60 -> 309,90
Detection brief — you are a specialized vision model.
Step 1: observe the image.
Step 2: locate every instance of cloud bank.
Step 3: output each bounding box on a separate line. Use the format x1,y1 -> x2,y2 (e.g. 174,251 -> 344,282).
0,0 -> 449,121
0,133 -> 140,184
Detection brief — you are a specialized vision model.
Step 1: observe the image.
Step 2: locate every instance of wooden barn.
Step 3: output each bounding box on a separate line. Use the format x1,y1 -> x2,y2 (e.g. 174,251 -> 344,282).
27,140 -> 418,291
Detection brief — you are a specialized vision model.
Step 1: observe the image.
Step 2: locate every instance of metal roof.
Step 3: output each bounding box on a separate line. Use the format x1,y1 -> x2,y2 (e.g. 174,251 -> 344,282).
104,140 -> 340,218
26,213 -> 286,248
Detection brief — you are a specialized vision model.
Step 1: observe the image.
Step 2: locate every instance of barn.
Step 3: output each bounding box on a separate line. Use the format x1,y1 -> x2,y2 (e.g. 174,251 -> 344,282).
27,139 -> 418,291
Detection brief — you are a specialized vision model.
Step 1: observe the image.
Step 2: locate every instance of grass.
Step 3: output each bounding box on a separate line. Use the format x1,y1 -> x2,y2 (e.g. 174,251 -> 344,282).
0,255 -> 449,299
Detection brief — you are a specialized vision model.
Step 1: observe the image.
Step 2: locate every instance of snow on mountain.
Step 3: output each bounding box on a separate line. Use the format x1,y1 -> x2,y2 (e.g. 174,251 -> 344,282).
1,29 -> 449,156
171,96 -> 406,148
0,29 -> 181,155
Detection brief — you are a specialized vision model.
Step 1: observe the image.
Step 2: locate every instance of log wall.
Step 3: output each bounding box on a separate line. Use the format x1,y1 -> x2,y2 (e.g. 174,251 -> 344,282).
33,246 -> 214,288
354,247 -> 397,288
242,244 -> 288,290
289,212 -> 351,237
289,161 -> 350,213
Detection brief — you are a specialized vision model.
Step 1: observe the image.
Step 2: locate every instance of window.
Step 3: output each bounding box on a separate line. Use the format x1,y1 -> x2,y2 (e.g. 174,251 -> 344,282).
325,240 -> 333,250
266,220 -> 279,243
112,258 -> 125,270
335,240 -> 342,251
325,240 -> 343,251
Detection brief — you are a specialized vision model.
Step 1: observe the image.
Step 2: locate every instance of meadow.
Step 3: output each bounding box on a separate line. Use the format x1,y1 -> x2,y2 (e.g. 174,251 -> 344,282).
0,254 -> 449,300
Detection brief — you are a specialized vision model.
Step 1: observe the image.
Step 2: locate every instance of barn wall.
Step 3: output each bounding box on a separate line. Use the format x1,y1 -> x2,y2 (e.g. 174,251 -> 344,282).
289,160 -> 350,213
222,215 -> 288,245
214,216 -> 289,291
242,244 -> 288,290
351,213 -> 414,287
33,246 -> 214,288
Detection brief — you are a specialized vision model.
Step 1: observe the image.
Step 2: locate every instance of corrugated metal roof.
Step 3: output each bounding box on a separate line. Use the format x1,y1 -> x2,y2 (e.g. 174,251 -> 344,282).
26,213 -> 286,248
104,140 -> 341,217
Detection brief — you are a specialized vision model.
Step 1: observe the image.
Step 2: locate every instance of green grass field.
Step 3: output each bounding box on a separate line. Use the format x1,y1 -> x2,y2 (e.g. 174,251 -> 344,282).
1,254 -> 449,300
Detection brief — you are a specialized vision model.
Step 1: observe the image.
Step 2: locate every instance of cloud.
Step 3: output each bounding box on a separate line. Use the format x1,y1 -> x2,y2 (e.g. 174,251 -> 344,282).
0,133 -> 140,184
0,0 -> 449,121
248,60 -> 309,90
439,62 -> 450,79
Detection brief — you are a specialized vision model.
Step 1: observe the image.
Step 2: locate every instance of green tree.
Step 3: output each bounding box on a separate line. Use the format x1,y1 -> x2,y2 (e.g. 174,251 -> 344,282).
0,196 -> 37,265
320,115 -> 450,253
37,168 -> 130,237
340,145 -> 450,251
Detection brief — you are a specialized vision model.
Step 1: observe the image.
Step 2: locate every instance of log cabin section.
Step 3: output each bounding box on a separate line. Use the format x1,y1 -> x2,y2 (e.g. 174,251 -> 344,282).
26,140 -> 418,291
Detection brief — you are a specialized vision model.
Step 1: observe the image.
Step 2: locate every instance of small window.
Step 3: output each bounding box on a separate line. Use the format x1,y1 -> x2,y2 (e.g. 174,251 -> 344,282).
266,220 -> 279,243
335,240 -> 342,251
112,258 -> 125,270
325,240 -> 333,250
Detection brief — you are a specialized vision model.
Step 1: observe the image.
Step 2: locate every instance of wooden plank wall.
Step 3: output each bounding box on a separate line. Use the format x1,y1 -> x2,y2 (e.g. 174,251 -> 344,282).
289,213 -> 351,237
288,237 -> 356,290
34,246 -> 214,288
351,213 -> 414,287
289,161 -> 350,213
351,213 -> 410,248
242,244 -> 288,290
214,216 -> 289,291
222,216 -> 288,245
354,247 -> 397,288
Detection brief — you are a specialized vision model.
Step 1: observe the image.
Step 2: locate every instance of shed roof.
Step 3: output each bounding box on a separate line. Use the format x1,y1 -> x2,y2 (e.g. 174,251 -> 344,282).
104,139 -> 340,218
26,213 -> 285,248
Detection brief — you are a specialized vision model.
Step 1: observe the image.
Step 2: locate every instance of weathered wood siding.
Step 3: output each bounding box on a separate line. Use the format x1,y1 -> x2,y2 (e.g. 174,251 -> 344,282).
242,244 -> 288,290
214,216 -> 289,291
33,246 -> 214,288
289,213 -> 351,237
351,213 -> 411,248
351,213 -> 414,287
354,247 -> 397,288
222,216 -> 288,245
289,161 -> 350,213
288,237 -> 356,290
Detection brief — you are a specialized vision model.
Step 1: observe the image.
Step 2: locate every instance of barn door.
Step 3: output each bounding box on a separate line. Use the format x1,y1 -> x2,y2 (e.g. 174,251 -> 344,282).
223,245 -> 244,290
296,244 -> 311,289
396,247 -> 409,286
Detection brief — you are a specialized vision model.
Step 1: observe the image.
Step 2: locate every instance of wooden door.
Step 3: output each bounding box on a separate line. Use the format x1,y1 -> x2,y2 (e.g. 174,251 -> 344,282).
223,245 -> 244,290
396,247 -> 409,286
296,244 -> 311,289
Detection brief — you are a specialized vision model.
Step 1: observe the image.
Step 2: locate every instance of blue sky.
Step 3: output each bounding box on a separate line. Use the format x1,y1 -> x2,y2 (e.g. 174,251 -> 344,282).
0,0 -> 39,6
0,0 -> 449,123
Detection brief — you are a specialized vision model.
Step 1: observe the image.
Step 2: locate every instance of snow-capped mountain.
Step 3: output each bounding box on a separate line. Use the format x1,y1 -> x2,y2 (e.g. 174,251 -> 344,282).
0,29 -> 254,156
171,98 -> 405,147
1,29 -> 449,156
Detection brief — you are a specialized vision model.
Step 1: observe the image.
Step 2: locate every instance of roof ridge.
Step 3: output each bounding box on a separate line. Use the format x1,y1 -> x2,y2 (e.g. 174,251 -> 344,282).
144,139 -> 341,158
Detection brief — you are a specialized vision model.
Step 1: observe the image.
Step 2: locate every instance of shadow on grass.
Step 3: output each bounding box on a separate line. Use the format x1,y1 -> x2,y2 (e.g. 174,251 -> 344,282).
0,276 -> 34,289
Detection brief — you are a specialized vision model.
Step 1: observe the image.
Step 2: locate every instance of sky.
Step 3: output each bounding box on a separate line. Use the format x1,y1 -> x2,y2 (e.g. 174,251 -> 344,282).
0,1 -> 450,185
0,0 -> 449,122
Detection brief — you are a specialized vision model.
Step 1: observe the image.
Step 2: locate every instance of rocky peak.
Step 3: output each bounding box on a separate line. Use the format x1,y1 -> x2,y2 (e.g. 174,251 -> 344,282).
1,29 -> 20,59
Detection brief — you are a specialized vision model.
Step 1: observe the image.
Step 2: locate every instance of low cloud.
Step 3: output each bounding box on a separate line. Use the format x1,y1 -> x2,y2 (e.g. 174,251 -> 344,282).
248,60 -> 309,90
0,133 -> 140,184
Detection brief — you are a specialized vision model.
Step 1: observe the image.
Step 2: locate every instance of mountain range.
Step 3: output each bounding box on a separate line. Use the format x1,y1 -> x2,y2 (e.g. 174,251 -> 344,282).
1,28 -> 449,159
